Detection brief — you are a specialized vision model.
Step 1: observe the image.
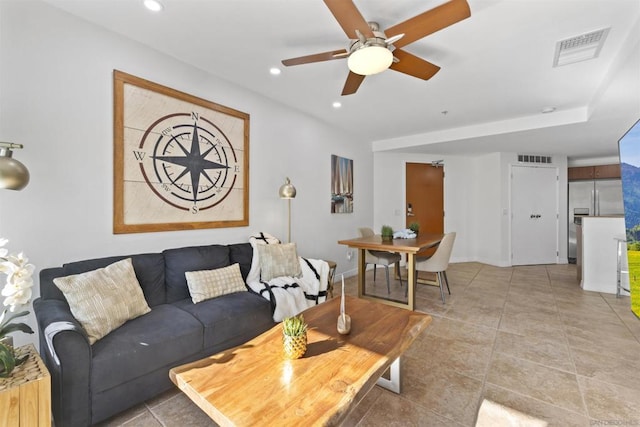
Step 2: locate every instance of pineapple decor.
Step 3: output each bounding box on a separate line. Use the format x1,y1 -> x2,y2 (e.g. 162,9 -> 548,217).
282,314 -> 307,359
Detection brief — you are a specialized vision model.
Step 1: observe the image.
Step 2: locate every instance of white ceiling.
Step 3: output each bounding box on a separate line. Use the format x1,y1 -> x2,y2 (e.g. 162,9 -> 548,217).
42,0 -> 640,160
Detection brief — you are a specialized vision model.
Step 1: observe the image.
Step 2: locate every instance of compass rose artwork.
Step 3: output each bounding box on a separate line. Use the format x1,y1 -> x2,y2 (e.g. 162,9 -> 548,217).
113,71 -> 249,233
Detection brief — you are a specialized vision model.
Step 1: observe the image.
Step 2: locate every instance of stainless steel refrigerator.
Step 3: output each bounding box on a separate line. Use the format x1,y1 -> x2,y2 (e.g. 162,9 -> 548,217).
568,179 -> 625,261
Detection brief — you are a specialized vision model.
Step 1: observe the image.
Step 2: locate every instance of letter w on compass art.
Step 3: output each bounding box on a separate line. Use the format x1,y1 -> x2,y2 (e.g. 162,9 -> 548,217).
113,71 -> 249,234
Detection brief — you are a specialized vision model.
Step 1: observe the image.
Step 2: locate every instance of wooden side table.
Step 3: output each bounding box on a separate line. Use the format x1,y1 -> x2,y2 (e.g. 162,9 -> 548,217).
0,344 -> 51,427
326,260 -> 337,298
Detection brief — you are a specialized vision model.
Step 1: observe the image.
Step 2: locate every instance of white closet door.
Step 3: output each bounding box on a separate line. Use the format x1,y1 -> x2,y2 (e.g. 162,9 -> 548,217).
511,166 -> 559,265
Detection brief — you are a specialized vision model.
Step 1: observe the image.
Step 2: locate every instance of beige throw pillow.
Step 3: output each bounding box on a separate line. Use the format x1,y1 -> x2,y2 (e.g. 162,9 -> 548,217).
53,258 -> 151,345
257,243 -> 302,281
185,263 -> 247,304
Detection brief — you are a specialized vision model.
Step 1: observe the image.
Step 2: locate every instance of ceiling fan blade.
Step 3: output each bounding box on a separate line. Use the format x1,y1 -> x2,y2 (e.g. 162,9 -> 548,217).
341,72 -> 366,96
389,49 -> 440,80
323,0 -> 374,39
385,0 -> 471,49
282,49 -> 348,66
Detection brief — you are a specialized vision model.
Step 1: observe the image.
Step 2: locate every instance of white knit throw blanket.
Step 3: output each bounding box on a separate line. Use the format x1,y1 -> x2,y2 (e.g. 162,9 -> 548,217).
246,233 -> 329,322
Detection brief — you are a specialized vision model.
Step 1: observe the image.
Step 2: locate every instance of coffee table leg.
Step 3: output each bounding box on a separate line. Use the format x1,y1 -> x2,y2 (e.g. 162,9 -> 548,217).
376,357 -> 401,393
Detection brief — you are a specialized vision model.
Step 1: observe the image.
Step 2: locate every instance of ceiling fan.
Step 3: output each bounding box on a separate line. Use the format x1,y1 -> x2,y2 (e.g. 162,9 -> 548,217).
281,0 -> 471,95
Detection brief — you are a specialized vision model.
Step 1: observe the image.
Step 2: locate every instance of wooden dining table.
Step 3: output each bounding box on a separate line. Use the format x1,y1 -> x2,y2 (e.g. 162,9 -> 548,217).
338,233 -> 443,311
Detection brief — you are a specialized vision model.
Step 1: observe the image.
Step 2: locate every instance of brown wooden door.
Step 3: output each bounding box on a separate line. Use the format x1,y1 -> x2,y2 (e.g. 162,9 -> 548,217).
406,163 -> 444,257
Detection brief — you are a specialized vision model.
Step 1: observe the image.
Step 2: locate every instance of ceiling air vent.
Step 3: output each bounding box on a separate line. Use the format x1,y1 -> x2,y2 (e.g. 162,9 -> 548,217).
553,28 -> 609,67
518,154 -> 552,164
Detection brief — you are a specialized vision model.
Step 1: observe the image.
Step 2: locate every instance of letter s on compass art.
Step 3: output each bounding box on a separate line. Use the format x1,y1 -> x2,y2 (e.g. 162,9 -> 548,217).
113,71 -> 249,234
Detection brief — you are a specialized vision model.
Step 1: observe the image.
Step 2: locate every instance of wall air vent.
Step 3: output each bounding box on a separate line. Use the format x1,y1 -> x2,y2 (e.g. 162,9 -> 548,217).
518,154 -> 552,164
553,28 -> 609,67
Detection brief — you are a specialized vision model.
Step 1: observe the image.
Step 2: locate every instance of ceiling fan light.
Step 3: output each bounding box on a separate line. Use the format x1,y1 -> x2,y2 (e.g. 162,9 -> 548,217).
347,46 -> 393,76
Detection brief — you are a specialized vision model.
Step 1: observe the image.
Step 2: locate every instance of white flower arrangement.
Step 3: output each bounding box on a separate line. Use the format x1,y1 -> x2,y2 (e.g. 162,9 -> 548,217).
0,238 -> 34,377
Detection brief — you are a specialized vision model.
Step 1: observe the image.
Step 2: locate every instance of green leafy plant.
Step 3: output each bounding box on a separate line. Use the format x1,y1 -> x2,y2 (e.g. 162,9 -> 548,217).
381,225 -> 394,239
408,222 -> 420,234
282,314 -> 307,337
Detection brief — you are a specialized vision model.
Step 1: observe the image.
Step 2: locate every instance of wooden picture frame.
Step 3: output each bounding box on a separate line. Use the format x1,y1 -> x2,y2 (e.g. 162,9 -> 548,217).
113,70 -> 249,233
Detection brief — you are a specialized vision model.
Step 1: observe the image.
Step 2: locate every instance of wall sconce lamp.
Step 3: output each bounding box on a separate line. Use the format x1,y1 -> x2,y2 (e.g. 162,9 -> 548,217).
278,177 -> 297,243
0,142 -> 29,191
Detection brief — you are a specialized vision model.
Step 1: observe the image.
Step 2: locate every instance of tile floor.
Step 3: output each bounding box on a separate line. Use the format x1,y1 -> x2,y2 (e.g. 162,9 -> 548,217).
97,262 -> 640,426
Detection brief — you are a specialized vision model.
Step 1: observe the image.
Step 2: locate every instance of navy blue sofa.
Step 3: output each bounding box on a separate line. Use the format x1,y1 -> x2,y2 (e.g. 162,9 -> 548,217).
33,243 -> 276,426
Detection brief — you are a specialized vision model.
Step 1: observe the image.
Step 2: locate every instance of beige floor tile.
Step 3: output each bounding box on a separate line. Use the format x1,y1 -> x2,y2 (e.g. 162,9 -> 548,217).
578,376 -> 640,421
482,384 -> 590,427
414,295 -> 451,316
494,330 -> 575,373
486,352 -> 586,414
425,316 -> 497,347
564,327 -> 640,361
356,390 -> 463,427
498,310 -> 566,341
149,393 -> 217,426
571,347 -> 640,392
444,300 -> 503,329
404,334 -> 493,381
503,295 -> 559,315
121,413 -> 164,427
474,268 -> 513,283
400,358 -> 484,425
461,287 -> 509,307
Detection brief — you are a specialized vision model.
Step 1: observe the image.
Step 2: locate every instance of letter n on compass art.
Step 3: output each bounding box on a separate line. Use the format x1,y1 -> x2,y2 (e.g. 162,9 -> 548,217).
113,70 -> 249,233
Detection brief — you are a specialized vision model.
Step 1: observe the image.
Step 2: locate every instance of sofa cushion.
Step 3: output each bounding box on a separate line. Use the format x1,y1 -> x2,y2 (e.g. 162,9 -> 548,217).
228,243 -> 253,280
185,263 -> 247,304
163,245 -> 231,303
90,303 -> 203,393
62,253 -> 166,307
53,258 -> 151,345
257,243 -> 302,281
173,292 -> 274,349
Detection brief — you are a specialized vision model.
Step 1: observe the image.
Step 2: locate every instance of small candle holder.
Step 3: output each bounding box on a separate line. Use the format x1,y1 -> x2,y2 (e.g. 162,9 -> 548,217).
337,274 -> 351,335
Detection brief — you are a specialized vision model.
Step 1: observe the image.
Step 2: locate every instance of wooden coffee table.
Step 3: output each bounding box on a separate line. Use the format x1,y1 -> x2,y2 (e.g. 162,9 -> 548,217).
169,296 -> 431,426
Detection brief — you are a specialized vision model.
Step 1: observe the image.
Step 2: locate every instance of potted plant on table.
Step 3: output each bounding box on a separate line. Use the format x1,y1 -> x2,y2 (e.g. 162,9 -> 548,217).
381,225 -> 394,242
282,314 -> 307,360
0,238 -> 34,377
408,222 -> 420,235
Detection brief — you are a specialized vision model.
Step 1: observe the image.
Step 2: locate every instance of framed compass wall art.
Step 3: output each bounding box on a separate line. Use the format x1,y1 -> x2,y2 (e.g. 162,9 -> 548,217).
113,70 -> 249,233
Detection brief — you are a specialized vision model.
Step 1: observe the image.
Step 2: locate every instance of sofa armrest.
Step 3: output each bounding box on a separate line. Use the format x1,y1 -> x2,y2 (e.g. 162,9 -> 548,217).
34,297 -> 92,427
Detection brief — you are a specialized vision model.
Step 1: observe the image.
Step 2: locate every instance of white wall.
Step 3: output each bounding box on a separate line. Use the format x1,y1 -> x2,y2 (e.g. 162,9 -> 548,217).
0,0 -> 373,347
373,150 -> 569,267
373,152 -> 475,263
471,153 -> 504,265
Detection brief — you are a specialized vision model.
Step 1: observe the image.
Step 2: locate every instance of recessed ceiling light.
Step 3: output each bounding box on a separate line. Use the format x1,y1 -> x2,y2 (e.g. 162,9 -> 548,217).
541,106 -> 556,114
143,0 -> 164,12
332,102 -> 342,109
269,67 -> 281,76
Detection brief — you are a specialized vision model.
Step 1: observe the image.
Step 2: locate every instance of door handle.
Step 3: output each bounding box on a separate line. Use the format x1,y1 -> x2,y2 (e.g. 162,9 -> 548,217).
407,203 -> 415,217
